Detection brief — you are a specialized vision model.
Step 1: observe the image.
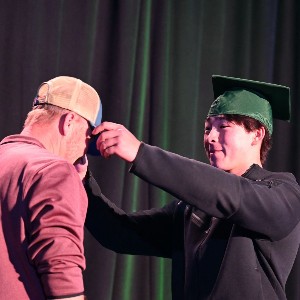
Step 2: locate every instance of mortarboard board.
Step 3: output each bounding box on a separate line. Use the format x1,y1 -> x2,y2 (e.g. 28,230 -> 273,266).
207,75 -> 291,135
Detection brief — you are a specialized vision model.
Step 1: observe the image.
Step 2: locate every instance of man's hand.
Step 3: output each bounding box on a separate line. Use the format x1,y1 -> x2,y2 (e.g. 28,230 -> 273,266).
74,155 -> 88,182
93,122 -> 141,162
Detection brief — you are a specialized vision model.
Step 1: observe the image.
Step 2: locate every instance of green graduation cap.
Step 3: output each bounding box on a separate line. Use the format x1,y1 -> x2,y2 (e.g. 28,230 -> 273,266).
207,75 -> 291,135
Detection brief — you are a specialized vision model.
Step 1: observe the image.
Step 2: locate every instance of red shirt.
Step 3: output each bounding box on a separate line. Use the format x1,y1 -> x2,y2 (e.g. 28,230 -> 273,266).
0,135 -> 87,299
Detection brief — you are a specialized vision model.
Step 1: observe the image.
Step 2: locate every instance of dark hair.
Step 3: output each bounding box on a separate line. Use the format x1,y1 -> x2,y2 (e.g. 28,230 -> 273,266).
224,114 -> 272,165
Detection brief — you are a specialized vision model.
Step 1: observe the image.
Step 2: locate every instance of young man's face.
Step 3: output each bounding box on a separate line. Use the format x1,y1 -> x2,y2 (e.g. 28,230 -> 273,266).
204,116 -> 257,175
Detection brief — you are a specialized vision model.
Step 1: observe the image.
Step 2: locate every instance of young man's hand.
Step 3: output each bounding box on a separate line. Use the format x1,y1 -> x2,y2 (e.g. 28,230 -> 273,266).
93,122 -> 141,162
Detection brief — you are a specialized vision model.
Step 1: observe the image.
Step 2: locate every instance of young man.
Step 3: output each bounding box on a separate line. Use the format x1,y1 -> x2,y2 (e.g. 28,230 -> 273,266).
0,76 -> 102,299
85,75 -> 300,299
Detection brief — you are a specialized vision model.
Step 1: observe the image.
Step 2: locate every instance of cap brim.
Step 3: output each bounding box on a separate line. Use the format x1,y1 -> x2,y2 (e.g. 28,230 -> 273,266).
87,133 -> 101,156
212,75 -> 291,121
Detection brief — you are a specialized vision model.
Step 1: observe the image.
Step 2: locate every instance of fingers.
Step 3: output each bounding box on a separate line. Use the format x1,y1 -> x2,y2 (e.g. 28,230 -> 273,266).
98,129 -> 128,158
92,122 -> 141,162
92,122 -> 125,157
74,154 -> 88,166
97,127 -> 124,143
92,121 -> 122,135
95,129 -> 121,156
80,154 -> 87,165
98,138 -> 118,158
74,155 -> 89,181
99,141 -> 115,158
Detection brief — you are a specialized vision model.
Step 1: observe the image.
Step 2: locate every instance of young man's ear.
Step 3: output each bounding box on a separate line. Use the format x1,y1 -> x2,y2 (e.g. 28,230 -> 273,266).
252,127 -> 265,145
59,112 -> 76,136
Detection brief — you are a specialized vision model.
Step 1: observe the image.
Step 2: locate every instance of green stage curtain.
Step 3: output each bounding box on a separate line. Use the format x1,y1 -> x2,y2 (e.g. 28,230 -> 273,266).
0,1 -> 299,299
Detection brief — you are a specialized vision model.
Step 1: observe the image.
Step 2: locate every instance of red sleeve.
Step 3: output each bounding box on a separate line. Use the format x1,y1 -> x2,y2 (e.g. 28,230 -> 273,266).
24,160 -> 87,298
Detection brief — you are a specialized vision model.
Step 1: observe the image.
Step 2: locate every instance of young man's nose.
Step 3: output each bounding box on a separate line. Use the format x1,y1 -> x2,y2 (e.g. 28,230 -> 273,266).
207,128 -> 219,142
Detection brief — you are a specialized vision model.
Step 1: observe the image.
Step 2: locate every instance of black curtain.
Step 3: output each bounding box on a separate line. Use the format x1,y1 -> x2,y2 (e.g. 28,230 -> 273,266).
0,1 -> 299,299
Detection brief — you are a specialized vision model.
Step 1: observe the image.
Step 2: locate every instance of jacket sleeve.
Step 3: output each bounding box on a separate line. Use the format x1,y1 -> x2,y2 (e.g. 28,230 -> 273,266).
25,161 -> 86,298
130,143 -> 300,241
84,173 -> 175,258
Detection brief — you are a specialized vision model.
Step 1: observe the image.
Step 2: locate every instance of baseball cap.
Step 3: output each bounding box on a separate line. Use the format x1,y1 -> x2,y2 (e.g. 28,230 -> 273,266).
207,75 -> 291,135
33,76 -> 102,128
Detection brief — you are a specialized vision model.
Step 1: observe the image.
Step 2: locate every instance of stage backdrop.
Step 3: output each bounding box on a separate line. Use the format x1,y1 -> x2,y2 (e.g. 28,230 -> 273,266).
0,1 -> 299,299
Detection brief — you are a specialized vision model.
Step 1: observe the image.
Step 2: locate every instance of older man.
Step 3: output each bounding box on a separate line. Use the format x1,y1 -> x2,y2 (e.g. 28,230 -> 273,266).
0,76 -> 101,299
